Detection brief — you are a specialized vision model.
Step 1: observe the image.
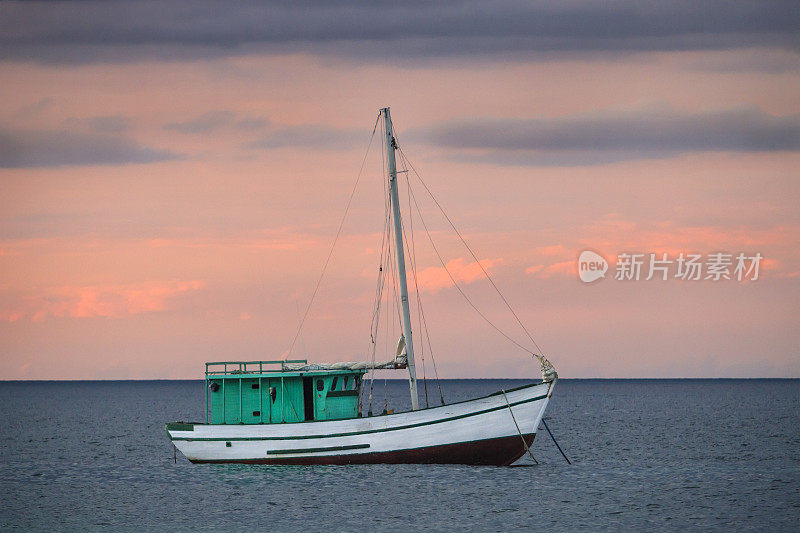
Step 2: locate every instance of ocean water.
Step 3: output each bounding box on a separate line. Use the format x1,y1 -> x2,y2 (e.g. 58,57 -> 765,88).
0,379 -> 797,531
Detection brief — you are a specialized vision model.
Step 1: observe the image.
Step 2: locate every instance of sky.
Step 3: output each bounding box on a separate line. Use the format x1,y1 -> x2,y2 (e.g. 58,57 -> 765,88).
1,0 -> 798,380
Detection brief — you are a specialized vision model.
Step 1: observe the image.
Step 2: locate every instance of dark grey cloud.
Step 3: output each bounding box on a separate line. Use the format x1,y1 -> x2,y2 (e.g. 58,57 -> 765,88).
236,117 -> 271,131
409,106 -> 800,166
251,125 -> 364,150
11,98 -> 53,119
85,115 -> 132,134
66,115 -> 132,134
0,127 -> 180,168
0,1 -> 797,65
687,49 -> 800,74
164,111 -> 271,134
164,111 -> 236,134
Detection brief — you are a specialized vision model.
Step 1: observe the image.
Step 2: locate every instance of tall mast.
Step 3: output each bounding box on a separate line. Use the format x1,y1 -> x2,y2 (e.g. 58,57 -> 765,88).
382,107 -> 419,411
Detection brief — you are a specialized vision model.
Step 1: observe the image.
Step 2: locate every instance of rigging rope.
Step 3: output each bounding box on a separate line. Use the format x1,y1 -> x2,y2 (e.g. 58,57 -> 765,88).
366,190 -> 390,416
367,114 -> 392,415
417,300 -> 445,405
285,113 -> 381,360
398,151 -> 445,405
404,175 -> 537,356
501,390 -> 538,464
404,177 -> 430,408
385,218 -> 400,414
397,145 -> 547,359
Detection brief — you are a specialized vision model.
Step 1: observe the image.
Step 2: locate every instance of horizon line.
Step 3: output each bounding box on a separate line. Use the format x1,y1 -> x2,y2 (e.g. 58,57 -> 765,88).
1,377 -> 798,382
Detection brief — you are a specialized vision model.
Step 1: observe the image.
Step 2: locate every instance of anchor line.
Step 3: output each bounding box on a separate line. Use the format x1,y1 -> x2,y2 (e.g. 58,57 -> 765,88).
542,418 -> 572,465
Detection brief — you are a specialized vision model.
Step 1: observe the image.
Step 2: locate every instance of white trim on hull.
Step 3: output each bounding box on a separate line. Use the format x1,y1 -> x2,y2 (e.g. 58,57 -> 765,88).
167,381 -> 553,465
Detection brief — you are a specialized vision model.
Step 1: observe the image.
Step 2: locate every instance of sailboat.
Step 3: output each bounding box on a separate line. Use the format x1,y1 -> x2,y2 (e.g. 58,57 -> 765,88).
166,108 -> 557,465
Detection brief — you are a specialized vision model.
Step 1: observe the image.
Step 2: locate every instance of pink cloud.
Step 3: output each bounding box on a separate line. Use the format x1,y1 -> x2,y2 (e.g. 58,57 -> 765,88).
416,257 -> 502,294
523,216 -> 797,280
569,215 -> 799,278
583,215 -> 796,253
146,231 -> 320,251
531,244 -> 569,256
1,280 -> 206,322
0,238 -> 51,257
525,260 -> 574,278
526,243 -> 578,278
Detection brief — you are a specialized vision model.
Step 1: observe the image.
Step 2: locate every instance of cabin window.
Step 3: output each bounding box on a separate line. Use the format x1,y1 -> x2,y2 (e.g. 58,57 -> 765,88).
253,411 -> 260,417
331,377 -> 338,391
269,387 -> 276,403
343,376 -> 349,389
251,383 -> 259,389
225,441 -> 232,447
316,379 -> 324,391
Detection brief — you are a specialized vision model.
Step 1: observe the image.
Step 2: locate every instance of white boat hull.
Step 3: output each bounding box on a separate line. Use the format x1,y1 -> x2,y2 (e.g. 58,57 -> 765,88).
167,381 -> 554,465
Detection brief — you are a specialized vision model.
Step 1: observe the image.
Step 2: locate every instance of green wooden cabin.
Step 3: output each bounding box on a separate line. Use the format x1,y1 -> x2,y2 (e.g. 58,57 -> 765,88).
205,360 -> 366,424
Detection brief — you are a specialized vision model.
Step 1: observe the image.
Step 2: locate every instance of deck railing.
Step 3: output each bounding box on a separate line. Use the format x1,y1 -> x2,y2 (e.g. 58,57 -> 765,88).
205,360 -> 308,377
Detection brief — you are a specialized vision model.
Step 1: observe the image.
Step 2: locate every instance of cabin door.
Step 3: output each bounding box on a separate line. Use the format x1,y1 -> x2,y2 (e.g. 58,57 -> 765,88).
302,377 -> 314,421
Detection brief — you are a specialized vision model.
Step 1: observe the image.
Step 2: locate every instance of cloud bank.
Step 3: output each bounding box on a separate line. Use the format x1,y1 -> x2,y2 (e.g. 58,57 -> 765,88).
0,127 -> 179,168
1,0 -> 797,64
417,257 -> 502,294
0,280 -> 206,322
411,106 -> 800,166
251,125 -> 364,150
